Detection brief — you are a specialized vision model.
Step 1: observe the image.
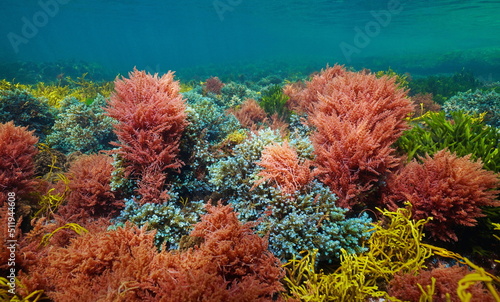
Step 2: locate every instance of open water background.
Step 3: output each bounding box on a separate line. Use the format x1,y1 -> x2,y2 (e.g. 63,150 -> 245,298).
1,0 -> 499,80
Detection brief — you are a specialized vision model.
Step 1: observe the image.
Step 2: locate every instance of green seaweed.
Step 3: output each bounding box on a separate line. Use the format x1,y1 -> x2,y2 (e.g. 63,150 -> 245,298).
408,70 -> 481,104
260,84 -> 291,121
397,111 -> 500,172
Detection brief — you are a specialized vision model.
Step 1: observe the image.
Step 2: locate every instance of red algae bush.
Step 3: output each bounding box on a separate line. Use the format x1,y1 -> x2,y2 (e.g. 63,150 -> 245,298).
57,153 -> 124,224
255,141 -> 313,195
229,98 -> 267,128
17,203 -> 284,302
284,64 -> 346,114
0,122 -> 38,272
105,68 -> 188,204
388,264 -> 496,302
203,76 -> 225,95
291,65 -> 414,209
0,121 -> 38,201
382,149 -> 500,242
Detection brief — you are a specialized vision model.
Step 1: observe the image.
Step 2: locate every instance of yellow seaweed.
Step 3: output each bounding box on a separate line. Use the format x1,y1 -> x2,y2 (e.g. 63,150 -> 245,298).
29,82 -> 72,107
39,223 -> 88,247
282,203 -> 499,301
33,144 -> 69,218
0,277 -> 44,302
283,204 -> 432,301
0,79 -> 30,92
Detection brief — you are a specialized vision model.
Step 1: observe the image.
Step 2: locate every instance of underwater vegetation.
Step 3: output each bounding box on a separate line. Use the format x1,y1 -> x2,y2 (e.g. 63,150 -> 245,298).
0,64 -> 499,301
114,197 -> 204,249
202,76 -> 225,95
105,68 -> 188,205
208,128 -> 372,260
286,65 -> 414,209
260,84 -> 291,122
398,110 -> 500,172
282,205 -> 500,302
443,89 -> 500,128
0,89 -> 55,140
0,71 -> 114,109
388,263 -> 498,302
408,69 -> 481,104
0,121 -> 39,206
46,95 -> 116,154
12,203 -> 284,302
0,60 -> 113,84
383,149 -> 500,242
255,140 -> 312,195
409,92 -> 442,118
183,90 -> 241,143
229,98 -> 268,128
0,75 -> 115,151
56,154 -> 124,224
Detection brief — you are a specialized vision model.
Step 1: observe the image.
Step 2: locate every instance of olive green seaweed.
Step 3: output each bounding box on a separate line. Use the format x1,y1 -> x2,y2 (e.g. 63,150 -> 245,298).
260,84 -> 291,121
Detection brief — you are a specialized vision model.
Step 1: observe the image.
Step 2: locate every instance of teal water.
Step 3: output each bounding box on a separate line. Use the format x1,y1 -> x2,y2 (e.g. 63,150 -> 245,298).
1,0 -> 499,80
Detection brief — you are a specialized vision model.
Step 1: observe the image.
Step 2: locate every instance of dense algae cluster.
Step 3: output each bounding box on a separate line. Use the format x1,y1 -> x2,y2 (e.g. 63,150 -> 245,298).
1,66 -> 499,301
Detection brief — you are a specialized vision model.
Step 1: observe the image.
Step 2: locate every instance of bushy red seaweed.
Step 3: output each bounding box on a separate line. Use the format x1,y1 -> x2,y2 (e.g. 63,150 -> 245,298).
284,64 -> 346,114
17,202 -> 284,302
307,66 -> 414,209
0,121 -> 38,202
57,153 -> 123,224
105,68 -> 188,204
382,149 -> 500,242
388,263 -> 495,302
254,141 -> 312,195
203,76 -> 225,94
229,98 -> 267,129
